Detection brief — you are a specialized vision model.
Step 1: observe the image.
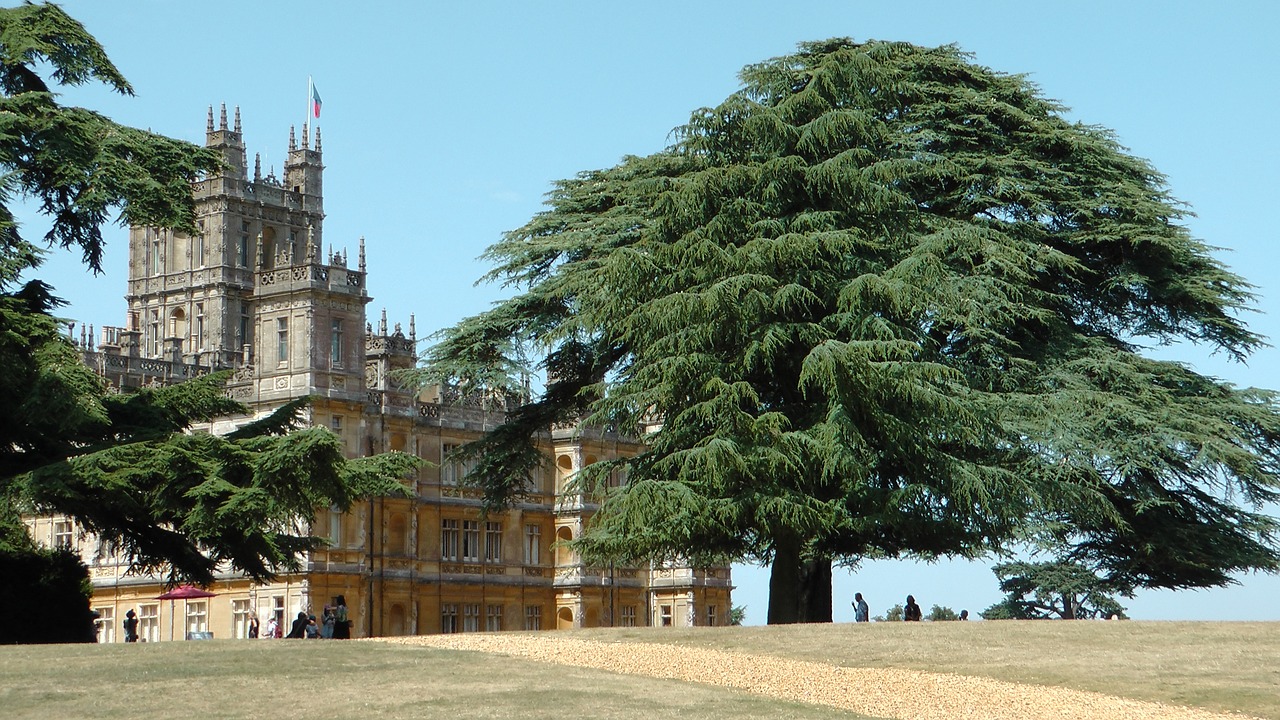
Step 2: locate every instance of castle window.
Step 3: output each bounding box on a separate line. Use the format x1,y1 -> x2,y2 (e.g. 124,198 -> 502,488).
276,317 -> 288,365
463,604 -> 480,633
94,607 -> 115,643
52,519 -> 73,549
486,605 -> 503,632
194,233 -> 205,268
232,599 -> 252,639
148,310 -> 160,357
194,304 -> 204,351
238,313 -> 250,350
238,234 -> 248,267
484,521 -> 503,563
707,605 -> 718,627
330,319 -> 343,367
330,416 -> 342,432
621,605 -> 637,627
523,524 -> 541,565
150,236 -> 162,275
462,520 -> 480,562
441,604 -> 458,634
441,519 -> 459,561
524,605 -> 542,631
139,605 -> 159,643
185,601 -> 208,636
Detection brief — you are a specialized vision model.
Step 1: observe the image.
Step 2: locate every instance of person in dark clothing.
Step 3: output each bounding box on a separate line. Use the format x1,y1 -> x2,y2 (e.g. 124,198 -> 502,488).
286,611 -> 309,639
333,595 -> 351,639
122,609 -> 139,642
248,614 -> 260,638
904,594 -> 922,622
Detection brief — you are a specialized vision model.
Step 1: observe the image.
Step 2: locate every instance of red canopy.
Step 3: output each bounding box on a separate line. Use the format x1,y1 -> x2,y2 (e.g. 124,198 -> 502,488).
156,585 -> 217,600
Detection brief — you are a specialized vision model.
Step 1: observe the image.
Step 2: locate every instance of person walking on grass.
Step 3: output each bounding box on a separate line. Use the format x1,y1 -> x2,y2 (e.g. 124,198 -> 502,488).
853,592 -> 870,623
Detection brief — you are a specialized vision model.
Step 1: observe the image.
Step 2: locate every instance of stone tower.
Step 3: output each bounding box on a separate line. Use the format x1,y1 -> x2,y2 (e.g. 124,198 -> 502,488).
123,106 -> 368,406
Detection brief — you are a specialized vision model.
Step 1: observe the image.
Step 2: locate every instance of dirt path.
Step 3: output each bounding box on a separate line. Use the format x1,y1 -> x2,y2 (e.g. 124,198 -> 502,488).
383,634 -> 1261,720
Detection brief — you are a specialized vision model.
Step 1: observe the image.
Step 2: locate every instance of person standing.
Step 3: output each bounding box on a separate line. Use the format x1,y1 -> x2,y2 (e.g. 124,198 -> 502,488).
852,592 -> 870,623
333,595 -> 350,639
264,616 -> 279,639
248,614 -> 260,639
904,594 -> 922,622
321,606 -> 335,639
286,611 -> 309,639
122,609 -> 139,642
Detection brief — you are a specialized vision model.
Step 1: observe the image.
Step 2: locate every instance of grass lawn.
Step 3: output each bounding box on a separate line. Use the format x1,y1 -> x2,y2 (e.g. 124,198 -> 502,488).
0,621 -> 1275,719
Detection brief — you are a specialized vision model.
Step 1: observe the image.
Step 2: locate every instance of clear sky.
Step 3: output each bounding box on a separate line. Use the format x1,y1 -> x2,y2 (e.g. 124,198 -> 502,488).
20,0 -> 1280,622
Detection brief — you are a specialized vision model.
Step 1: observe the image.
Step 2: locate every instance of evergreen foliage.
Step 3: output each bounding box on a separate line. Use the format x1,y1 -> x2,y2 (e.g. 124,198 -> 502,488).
423,38 -> 1280,623
981,560 -> 1129,620
926,604 -> 959,621
0,3 -> 420,588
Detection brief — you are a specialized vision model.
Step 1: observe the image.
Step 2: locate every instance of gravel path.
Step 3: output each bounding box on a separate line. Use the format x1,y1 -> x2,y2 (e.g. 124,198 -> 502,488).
382,634 -> 1261,720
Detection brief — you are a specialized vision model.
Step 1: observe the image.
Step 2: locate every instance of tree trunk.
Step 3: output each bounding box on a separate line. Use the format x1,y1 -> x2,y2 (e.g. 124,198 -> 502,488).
798,556 -> 833,623
767,532 -> 802,624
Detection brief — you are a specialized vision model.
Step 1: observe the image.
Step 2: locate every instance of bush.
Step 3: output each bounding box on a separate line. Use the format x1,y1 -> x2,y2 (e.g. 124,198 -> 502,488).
0,547 -> 97,644
927,605 -> 959,621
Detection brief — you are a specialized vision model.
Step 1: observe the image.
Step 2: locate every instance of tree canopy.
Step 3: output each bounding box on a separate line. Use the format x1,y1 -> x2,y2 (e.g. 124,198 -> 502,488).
424,38 -> 1280,623
0,3 -> 418,587
981,560 -> 1129,620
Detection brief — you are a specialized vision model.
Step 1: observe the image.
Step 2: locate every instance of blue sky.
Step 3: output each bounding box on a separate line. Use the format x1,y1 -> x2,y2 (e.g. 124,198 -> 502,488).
21,0 -> 1280,622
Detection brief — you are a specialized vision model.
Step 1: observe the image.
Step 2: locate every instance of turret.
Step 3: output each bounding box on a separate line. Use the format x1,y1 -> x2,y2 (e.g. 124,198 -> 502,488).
284,122 -> 323,205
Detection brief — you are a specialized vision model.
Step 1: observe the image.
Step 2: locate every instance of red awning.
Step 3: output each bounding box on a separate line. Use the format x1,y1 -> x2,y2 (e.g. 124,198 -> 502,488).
155,585 -> 218,600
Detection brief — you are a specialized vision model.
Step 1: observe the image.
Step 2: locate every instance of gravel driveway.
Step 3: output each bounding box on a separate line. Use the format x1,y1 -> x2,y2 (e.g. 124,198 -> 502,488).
383,634 -> 1262,720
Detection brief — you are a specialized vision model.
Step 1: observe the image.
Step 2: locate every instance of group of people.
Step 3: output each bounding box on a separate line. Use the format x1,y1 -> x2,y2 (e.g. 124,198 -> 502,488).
852,592 -> 968,622
120,595 -> 353,641
248,595 -> 352,639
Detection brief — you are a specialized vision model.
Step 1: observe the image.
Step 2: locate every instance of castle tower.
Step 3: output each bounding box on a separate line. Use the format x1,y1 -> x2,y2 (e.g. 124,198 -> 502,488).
124,107 -> 366,406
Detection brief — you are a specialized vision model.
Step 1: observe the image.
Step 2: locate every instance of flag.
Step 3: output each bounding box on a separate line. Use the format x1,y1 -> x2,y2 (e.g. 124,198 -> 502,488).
310,80 -> 322,119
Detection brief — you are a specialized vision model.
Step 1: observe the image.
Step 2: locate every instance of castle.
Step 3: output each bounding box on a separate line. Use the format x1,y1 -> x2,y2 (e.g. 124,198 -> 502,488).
27,106 -> 732,641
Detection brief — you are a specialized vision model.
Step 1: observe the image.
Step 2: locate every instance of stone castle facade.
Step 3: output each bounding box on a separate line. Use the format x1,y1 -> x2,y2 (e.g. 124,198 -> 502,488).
28,106 -> 732,641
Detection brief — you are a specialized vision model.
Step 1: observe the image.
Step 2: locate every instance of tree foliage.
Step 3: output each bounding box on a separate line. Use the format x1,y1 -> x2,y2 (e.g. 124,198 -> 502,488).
422,38 -> 1280,622
0,3 -> 419,587
981,560 -> 1129,620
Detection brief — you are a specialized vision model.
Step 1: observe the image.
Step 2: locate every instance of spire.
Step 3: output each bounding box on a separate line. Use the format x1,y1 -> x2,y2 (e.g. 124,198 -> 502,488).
253,153 -> 261,182
219,103 -> 227,131
233,106 -> 241,133
255,232 -> 264,268
301,122 -> 309,150
207,106 -> 214,133
358,236 -> 366,272
305,225 -> 316,263
380,309 -> 388,335
288,125 -> 296,151
314,126 -> 322,153
409,314 -> 416,341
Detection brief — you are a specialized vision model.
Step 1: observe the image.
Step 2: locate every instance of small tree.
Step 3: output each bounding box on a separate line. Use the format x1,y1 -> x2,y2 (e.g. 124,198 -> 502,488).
981,560 -> 1129,620
927,604 -> 959,621
728,605 -> 747,626
875,604 -> 905,622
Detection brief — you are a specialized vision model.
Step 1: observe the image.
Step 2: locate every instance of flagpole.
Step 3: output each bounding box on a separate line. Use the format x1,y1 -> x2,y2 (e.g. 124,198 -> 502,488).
306,75 -> 312,139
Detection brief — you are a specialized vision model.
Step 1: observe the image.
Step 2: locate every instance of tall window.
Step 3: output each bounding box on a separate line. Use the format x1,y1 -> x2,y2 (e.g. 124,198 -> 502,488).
441,604 -> 458,634
185,601 -> 208,636
238,313 -> 250,350
660,605 -> 673,627
463,604 -> 480,633
150,236 -> 162,275
620,605 -> 637,627
271,596 -> 285,633
330,319 -> 343,366
486,605 -> 503,632
524,606 -> 542,631
139,604 -> 159,643
194,232 -> 205,268
94,607 -> 114,643
232,599 -> 252,639
523,524 -> 541,565
52,519 -> 73,549
276,317 -> 288,365
484,522 -> 503,563
707,605 -> 718,627
194,304 -> 204,351
441,519 -> 459,561
149,310 -> 160,357
462,520 -> 480,562
238,234 -> 249,267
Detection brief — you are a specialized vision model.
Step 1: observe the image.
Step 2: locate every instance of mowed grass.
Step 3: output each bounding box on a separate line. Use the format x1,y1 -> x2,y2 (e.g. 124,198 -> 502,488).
1,621 -> 1276,720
